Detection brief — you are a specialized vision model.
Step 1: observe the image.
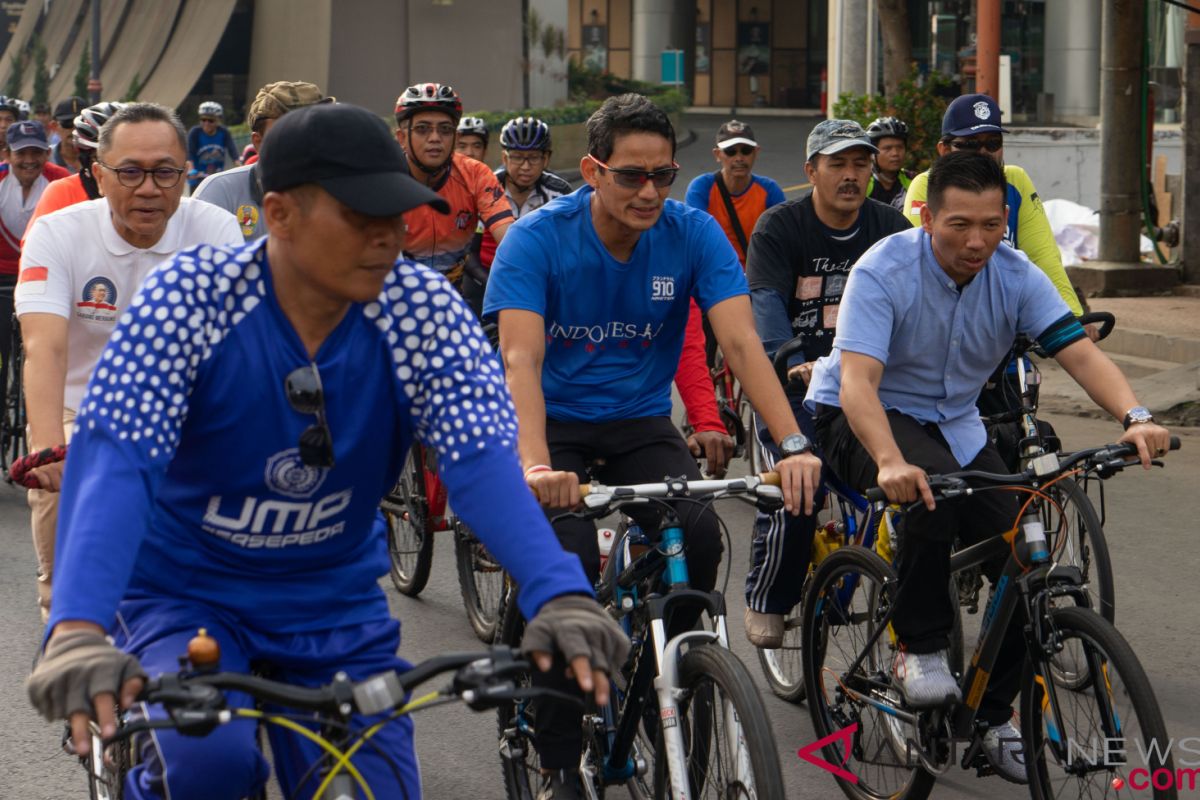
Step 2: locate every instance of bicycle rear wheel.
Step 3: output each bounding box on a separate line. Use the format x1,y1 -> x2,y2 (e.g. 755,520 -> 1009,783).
383,446 -> 434,596
658,643 -> 785,799
802,546 -> 936,800
1022,606 -> 1175,799
454,521 -> 506,642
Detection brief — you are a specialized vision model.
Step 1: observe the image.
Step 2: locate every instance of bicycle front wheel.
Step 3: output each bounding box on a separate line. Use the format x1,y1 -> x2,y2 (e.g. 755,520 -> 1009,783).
657,643 -> 785,799
1022,606 -> 1175,800
454,521 -> 505,642
495,597 -> 538,800
1043,478 -> 1114,622
802,546 -> 936,800
383,446 -> 433,596
756,588 -> 806,703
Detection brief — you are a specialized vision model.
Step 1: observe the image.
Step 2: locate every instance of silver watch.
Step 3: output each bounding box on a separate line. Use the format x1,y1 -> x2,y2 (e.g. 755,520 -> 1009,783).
779,433 -> 811,458
1122,406 -> 1154,430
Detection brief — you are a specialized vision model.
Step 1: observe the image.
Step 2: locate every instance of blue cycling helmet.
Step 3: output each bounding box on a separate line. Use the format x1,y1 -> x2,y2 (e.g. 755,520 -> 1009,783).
500,116 -> 551,151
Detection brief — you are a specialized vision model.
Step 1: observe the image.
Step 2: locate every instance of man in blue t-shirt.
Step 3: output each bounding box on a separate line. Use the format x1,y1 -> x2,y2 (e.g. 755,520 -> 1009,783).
484,93 -> 822,798
26,103 -> 627,800
186,101 -> 241,190
806,152 -> 1171,782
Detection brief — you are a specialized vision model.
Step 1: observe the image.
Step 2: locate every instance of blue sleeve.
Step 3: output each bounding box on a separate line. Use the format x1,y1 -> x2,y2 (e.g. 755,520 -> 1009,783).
399,269 -> 591,616
222,127 -> 238,159
1016,262 -> 1073,342
187,127 -> 200,161
483,218 -> 552,320
685,174 -> 714,211
830,267 -> 895,365
50,255 -> 212,630
761,177 -> 787,208
751,287 -> 795,360
689,212 -> 748,313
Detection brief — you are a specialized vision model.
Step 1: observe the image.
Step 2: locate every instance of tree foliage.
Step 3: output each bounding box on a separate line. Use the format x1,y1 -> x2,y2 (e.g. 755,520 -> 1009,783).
832,64 -> 954,172
75,42 -> 90,100
32,36 -> 50,106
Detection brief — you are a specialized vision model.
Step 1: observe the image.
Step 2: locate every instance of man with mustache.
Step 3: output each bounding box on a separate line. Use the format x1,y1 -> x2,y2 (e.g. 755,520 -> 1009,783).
741,119 -> 909,648
17,103 -> 242,621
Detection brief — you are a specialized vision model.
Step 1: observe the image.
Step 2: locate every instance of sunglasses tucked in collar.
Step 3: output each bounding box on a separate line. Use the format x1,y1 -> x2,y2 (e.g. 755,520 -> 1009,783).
286,364 -> 335,468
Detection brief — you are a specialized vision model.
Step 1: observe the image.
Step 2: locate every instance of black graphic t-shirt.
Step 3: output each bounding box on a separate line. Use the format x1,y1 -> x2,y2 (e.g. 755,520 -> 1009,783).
746,193 -> 909,362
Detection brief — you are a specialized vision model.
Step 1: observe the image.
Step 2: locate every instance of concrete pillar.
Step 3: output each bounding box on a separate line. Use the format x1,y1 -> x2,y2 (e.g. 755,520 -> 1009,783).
1184,26 -> 1200,283
632,0 -> 691,85
839,0 -> 868,96
1099,0 -> 1145,264
1044,0 -> 1101,118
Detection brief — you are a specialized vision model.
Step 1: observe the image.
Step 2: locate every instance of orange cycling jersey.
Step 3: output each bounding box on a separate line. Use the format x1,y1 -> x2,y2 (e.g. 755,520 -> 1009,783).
23,173 -> 90,245
402,152 -> 513,274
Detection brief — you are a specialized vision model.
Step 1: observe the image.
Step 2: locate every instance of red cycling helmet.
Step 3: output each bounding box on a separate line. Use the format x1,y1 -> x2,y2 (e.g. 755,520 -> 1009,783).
395,83 -> 463,125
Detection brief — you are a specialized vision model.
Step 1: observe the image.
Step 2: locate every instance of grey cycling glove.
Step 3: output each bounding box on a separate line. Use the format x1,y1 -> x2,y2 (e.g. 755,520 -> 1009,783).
26,629 -> 146,721
521,594 -> 629,675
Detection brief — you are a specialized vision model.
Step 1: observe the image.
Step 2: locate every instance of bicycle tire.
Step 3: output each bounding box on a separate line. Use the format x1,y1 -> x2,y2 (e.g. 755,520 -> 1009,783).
496,596 -> 538,800
1043,477 -> 1114,623
802,546 -> 936,800
383,447 -> 434,596
85,729 -> 129,800
654,643 -> 785,799
1,325 -> 26,472
1021,606 -> 1175,799
454,521 -> 505,642
756,581 -> 807,703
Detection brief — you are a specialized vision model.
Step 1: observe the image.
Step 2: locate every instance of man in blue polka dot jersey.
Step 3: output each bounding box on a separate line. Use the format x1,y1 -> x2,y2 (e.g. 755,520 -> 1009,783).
26,103 -> 628,800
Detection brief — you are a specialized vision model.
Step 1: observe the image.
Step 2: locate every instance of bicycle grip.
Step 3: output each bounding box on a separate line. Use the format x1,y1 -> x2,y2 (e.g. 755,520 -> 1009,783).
1077,311 -> 1116,341
758,471 -> 781,486
1169,435 -> 1182,451
865,487 -> 888,504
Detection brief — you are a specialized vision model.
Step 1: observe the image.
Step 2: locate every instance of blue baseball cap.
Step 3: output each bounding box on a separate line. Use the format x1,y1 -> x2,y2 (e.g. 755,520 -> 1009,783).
942,93 -> 1009,137
6,120 -> 49,151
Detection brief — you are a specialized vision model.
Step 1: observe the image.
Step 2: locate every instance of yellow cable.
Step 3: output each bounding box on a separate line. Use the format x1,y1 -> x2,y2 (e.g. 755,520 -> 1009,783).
310,691 -> 442,799
234,708 -> 375,800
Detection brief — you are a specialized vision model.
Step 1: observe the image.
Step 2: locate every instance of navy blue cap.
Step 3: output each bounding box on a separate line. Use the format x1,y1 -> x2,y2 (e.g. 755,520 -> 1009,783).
942,94 -> 1009,137
6,120 -> 49,151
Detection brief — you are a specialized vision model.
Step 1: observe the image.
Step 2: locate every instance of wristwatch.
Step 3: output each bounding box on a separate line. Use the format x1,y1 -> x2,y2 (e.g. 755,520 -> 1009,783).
1122,406 -> 1154,430
779,433 -> 812,458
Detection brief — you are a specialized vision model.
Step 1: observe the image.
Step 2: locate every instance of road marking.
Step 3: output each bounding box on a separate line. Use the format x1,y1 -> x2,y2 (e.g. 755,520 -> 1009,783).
782,182 -> 812,194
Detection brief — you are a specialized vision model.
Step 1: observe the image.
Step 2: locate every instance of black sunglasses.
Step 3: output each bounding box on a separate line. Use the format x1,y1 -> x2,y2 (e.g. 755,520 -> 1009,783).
949,137 -> 1003,153
587,154 -> 679,189
285,364 -> 335,468
722,144 -> 756,157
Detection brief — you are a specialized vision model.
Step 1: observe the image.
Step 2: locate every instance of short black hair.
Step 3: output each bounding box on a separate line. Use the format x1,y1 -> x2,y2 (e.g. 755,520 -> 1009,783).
586,93 -> 675,162
98,102 -> 188,158
926,150 -> 1007,215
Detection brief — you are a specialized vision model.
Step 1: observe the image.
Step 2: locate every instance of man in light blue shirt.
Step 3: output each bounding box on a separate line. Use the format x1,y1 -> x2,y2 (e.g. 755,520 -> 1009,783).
806,151 -> 1171,782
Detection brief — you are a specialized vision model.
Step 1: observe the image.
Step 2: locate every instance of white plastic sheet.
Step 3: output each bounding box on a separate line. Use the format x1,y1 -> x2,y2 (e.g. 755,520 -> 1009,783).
1042,198 -> 1155,266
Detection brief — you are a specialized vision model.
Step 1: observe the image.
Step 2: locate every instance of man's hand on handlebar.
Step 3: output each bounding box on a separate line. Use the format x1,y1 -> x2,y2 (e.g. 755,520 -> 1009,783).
776,451 -> 822,516
29,460 -> 65,492
526,469 -> 581,509
1118,421 -> 1172,470
786,361 -> 817,386
687,429 -> 734,478
876,458 -> 936,511
522,595 -> 630,707
26,622 -> 146,757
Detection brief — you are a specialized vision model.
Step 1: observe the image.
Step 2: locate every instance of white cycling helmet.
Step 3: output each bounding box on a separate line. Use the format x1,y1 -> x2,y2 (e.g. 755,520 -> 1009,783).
14,98 -> 31,120
198,101 -> 224,118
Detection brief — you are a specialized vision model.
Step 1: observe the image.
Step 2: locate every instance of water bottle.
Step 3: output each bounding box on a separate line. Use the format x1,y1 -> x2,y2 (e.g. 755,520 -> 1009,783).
597,527 -> 616,572
1020,510 -> 1049,563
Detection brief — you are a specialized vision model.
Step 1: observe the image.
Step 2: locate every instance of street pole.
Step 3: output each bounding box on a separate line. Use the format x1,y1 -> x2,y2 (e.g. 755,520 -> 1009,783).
1098,0 -> 1144,263
88,0 -> 101,103
976,0 -> 1000,99
1184,14 -> 1200,284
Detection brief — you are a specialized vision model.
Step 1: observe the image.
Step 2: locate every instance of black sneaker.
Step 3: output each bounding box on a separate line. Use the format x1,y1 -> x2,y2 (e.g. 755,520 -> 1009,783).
537,768 -> 584,800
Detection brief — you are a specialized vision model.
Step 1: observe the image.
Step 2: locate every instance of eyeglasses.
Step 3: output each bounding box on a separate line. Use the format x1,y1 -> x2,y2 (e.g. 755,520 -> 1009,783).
411,122 -> 456,138
721,145 -> 756,157
949,137 -> 1003,153
200,117 -> 218,124
285,364 -> 335,469
587,154 -> 679,189
506,152 -> 546,166
97,162 -> 186,189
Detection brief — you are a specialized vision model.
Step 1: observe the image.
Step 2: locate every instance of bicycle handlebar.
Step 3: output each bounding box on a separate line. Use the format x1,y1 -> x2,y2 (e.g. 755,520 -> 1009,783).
1078,311 -> 1116,342
771,337 -> 808,388
578,472 -> 782,504
864,436 -> 1181,505
7,445 -> 68,489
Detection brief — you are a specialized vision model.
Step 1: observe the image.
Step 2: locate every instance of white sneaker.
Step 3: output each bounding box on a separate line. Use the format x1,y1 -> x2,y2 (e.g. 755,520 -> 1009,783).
982,717 -> 1028,784
893,649 -> 961,708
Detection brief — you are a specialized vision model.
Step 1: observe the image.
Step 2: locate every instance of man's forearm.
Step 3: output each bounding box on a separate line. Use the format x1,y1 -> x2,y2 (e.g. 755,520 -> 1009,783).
840,376 -> 905,469
24,345 -> 68,450
505,361 -> 552,469
1056,342 -> 1140,421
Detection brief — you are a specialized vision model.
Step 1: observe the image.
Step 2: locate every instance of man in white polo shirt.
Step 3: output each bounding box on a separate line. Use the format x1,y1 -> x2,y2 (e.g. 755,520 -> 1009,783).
16,102 -> 241,621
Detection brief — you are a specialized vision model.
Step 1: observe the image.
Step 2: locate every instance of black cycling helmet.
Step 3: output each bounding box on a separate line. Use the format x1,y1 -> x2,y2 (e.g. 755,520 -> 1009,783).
395,83 -> 463,125
457,116 -> 489,143
500,116 -> 551,151
73,102 -> 127,151
866,116 -> 909,144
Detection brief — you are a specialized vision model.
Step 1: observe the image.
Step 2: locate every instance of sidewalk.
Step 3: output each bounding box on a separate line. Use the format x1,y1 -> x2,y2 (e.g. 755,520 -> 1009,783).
1038,294 -> 1200,426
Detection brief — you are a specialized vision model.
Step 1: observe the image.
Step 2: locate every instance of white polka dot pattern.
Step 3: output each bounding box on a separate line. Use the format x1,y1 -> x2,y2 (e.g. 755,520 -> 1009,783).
75,239 -> 517,467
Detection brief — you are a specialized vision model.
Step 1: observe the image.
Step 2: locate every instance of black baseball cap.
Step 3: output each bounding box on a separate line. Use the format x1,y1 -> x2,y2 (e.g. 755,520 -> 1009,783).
942,93 -> 1009,137
54,96 -> 86,127
258,103 -> 448,217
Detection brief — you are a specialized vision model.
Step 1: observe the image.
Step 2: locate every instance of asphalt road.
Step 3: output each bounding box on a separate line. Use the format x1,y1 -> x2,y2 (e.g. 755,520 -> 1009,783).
2,412 -> 1197,799
3,120 -> 1199,797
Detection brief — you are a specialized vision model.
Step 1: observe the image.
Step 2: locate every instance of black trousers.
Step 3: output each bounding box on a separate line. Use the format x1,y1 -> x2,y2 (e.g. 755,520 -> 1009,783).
0,274 -> 16,424
815,407 -> 1025,725
532,415 -> 724,768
